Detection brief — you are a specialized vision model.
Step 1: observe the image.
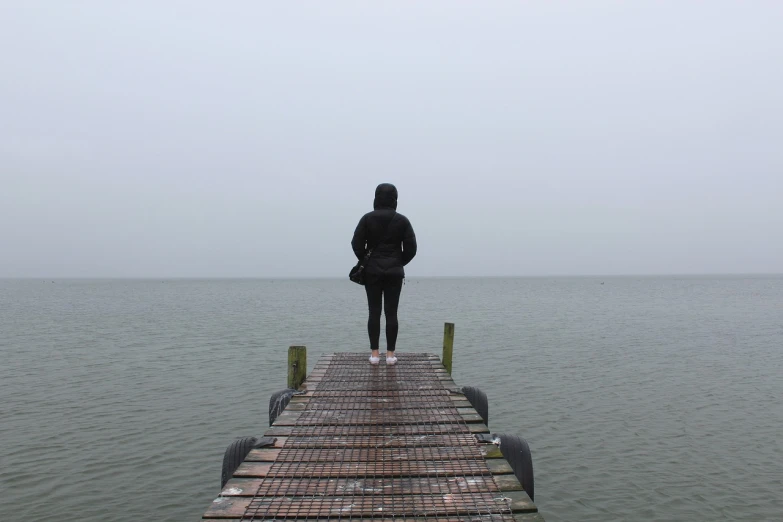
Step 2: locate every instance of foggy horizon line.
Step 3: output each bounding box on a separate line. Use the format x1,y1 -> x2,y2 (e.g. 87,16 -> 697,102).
4,272 -> 781,281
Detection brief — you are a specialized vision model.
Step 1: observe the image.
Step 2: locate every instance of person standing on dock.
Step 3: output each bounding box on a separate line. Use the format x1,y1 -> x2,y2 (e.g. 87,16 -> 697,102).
351,183 -> 417,366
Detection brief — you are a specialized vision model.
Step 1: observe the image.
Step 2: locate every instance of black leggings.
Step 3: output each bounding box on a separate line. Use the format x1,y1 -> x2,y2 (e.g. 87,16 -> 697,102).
365,277 -> 403,352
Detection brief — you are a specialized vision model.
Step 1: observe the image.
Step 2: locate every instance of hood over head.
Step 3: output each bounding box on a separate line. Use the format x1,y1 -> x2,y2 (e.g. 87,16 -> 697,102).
373,183 -> 398,210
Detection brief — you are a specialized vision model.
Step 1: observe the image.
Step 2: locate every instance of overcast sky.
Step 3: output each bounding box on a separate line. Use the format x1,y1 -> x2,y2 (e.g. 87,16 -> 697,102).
1,2 -> 781,277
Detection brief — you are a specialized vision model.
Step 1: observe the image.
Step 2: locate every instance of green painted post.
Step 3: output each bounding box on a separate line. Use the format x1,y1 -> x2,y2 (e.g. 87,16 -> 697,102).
288,345 -> 307,389
442,322 -> 455,374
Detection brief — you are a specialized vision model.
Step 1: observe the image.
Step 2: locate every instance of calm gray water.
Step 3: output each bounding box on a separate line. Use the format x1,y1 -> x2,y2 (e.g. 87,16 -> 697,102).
1,277 -> 781,521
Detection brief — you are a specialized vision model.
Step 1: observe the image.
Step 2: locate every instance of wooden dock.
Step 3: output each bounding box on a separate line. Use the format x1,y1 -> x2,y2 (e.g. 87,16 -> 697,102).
203,351 -> 544,521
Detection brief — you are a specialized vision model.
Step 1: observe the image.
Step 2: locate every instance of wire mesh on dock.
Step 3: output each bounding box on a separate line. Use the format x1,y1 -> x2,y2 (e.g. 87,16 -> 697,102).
227,353 -> 524,522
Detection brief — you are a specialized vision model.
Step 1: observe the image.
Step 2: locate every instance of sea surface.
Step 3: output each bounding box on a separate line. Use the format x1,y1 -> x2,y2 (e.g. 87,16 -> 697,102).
1,277 -> 781,521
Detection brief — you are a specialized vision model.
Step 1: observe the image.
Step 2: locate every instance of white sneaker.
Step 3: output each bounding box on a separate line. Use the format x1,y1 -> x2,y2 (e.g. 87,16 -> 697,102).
369,356 -> 380,365
386,356 -> 397,366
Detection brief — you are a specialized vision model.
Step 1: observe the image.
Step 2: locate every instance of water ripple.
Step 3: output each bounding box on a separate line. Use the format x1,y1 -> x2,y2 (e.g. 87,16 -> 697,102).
1,277 -> 782,521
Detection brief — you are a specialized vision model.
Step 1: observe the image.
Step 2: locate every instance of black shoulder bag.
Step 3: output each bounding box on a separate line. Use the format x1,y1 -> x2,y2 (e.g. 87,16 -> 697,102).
349,214 -> 396,285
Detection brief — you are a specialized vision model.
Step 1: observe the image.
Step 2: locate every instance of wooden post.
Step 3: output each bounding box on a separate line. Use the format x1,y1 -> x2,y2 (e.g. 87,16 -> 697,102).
288,345 -> 307,389
442,322 -> 455,375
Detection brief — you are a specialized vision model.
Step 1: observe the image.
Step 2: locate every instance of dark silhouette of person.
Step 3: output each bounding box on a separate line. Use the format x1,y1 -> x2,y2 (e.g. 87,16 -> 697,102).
351,183 -> 417,365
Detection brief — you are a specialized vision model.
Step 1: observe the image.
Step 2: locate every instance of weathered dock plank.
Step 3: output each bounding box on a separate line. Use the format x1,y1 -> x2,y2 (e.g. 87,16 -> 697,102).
205,491 -> 536,518
263,422 -> 491,436
220,475 -> 523,497
271,408 -> 485,425
265,433 -> 485,448
285,398 -> 475,410
245,444 -> 502,460
203,352 -> 542,521
233,458 -> 513,478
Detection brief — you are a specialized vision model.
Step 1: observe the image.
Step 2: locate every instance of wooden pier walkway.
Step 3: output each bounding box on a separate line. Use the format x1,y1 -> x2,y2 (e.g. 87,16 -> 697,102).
203,352 -> 544,521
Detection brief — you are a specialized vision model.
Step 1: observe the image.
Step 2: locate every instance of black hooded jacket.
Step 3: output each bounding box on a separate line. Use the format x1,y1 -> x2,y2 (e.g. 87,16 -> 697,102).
351,184 -> 417,280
